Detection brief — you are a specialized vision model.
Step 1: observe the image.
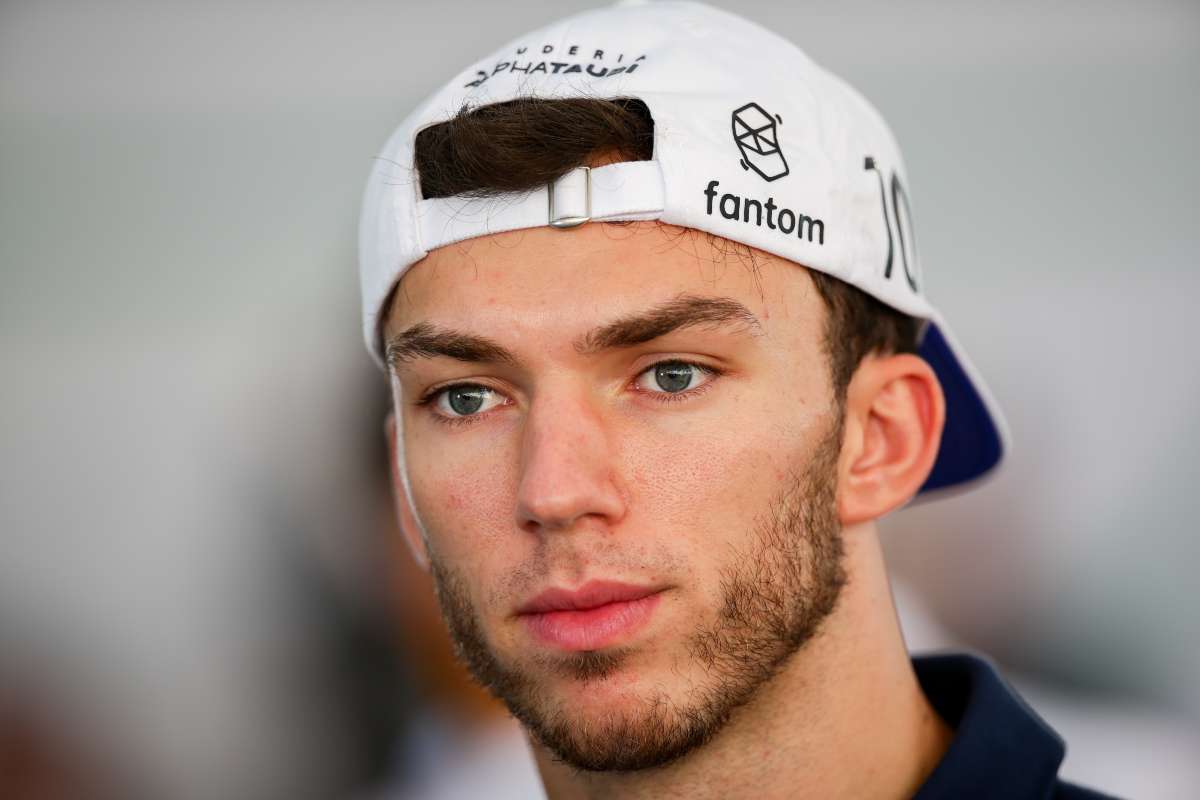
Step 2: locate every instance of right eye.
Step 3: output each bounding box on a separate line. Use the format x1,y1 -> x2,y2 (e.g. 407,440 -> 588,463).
434,386 -> 504,419
420,383 -> 508,426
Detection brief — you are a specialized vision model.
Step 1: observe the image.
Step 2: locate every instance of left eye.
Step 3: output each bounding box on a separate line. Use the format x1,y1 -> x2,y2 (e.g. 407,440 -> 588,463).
634,360 -> 716,395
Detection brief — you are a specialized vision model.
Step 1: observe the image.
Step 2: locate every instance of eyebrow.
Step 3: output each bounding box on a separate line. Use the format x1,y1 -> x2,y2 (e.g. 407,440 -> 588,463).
384,294 -> 763,371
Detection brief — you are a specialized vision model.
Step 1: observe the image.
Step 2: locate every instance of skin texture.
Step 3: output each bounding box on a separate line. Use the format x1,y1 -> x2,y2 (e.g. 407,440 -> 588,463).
382,221 -> 951,799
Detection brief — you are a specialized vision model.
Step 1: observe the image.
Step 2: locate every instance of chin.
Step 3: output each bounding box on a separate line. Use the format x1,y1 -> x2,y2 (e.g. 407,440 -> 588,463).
512,646 -> 670,713
514,676 -> 719,774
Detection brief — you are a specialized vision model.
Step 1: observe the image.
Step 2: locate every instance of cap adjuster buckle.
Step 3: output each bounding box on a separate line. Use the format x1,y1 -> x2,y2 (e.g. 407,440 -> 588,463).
548,166 -> 591,229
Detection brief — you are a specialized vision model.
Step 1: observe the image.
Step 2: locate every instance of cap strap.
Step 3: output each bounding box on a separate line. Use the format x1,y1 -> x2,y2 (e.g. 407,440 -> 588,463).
414,160 -> 665,253
549,166 -> 591,228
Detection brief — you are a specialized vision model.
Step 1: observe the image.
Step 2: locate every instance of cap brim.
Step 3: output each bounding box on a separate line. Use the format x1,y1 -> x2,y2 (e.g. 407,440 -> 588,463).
914,313 -> 1009,499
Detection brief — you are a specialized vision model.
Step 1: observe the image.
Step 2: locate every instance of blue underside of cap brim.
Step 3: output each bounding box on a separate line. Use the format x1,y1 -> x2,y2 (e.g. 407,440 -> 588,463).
918,322 -> 1004,494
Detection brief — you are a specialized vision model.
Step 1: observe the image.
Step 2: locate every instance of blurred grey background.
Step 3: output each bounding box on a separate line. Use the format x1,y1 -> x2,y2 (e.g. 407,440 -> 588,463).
2,1 -> 1198,798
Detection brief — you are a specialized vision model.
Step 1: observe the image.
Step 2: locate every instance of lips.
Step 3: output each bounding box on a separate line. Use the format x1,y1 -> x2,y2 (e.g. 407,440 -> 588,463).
517,580 -> 667,651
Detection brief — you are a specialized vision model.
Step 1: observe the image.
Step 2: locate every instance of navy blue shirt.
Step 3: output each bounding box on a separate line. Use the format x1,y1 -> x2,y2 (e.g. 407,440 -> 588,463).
911,652 -> 1121,799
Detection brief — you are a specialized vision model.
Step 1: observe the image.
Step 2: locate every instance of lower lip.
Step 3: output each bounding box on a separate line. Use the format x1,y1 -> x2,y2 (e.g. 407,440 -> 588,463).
521,592 -> 664,651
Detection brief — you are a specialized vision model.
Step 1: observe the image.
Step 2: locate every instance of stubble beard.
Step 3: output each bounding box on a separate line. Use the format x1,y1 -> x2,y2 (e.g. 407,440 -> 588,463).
426,416 -> 848,773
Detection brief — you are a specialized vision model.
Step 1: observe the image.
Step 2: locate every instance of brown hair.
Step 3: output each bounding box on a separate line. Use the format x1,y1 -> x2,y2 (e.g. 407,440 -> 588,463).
412,97 -> 921,401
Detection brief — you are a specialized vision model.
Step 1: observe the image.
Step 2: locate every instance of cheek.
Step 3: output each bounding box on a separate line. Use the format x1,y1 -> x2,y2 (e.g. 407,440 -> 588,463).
628,431 -> 775,536
623,396 -> 822,570
403,425 -> 520,576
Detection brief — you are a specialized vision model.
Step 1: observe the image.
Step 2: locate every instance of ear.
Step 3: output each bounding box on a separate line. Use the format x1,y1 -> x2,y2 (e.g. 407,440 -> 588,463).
837,353 -> 946,524
385,411 -> 431,570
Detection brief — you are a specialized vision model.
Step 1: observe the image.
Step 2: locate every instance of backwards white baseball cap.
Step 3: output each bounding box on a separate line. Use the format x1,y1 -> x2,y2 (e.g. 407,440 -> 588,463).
359,0 -> 1008,496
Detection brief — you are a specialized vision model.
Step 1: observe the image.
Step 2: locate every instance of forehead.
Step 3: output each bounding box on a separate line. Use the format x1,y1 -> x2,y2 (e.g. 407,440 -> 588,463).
382,221 -> 819,343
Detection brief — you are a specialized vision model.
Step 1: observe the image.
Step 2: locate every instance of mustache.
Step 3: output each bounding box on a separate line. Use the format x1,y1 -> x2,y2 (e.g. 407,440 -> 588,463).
423,537 -> 688,612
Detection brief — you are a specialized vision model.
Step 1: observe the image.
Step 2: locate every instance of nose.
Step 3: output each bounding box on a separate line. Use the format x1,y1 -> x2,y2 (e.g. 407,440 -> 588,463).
515,386 -> 627,534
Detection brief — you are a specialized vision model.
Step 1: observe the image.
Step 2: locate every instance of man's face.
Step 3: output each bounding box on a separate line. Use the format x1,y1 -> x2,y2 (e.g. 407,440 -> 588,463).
384,222 -> 848,771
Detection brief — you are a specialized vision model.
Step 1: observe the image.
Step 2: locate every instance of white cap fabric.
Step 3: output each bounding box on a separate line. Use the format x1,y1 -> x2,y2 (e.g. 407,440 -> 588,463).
358,0 -> 1008,496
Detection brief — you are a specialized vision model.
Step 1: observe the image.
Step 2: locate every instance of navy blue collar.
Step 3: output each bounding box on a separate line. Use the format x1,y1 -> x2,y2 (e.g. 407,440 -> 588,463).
912,652 -> 1069,800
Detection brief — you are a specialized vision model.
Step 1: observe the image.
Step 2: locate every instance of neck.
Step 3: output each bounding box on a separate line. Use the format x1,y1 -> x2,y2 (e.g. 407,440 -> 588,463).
531,521 -> 953,800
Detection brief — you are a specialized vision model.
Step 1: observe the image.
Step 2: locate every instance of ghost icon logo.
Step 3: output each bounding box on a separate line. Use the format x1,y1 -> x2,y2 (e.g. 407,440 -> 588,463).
731,102 -> 789,182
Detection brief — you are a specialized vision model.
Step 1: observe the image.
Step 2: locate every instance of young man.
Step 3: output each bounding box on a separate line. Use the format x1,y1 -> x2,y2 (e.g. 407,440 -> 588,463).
358,2 -> 1116,797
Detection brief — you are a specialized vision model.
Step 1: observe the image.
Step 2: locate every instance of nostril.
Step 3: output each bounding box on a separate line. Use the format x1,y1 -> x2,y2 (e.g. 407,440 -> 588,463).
516,474 -> 626,534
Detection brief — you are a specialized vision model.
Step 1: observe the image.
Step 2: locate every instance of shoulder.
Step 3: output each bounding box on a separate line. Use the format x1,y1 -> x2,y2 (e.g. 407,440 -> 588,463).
1053,779 -> 1125,800
911,651 -> 1129,800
